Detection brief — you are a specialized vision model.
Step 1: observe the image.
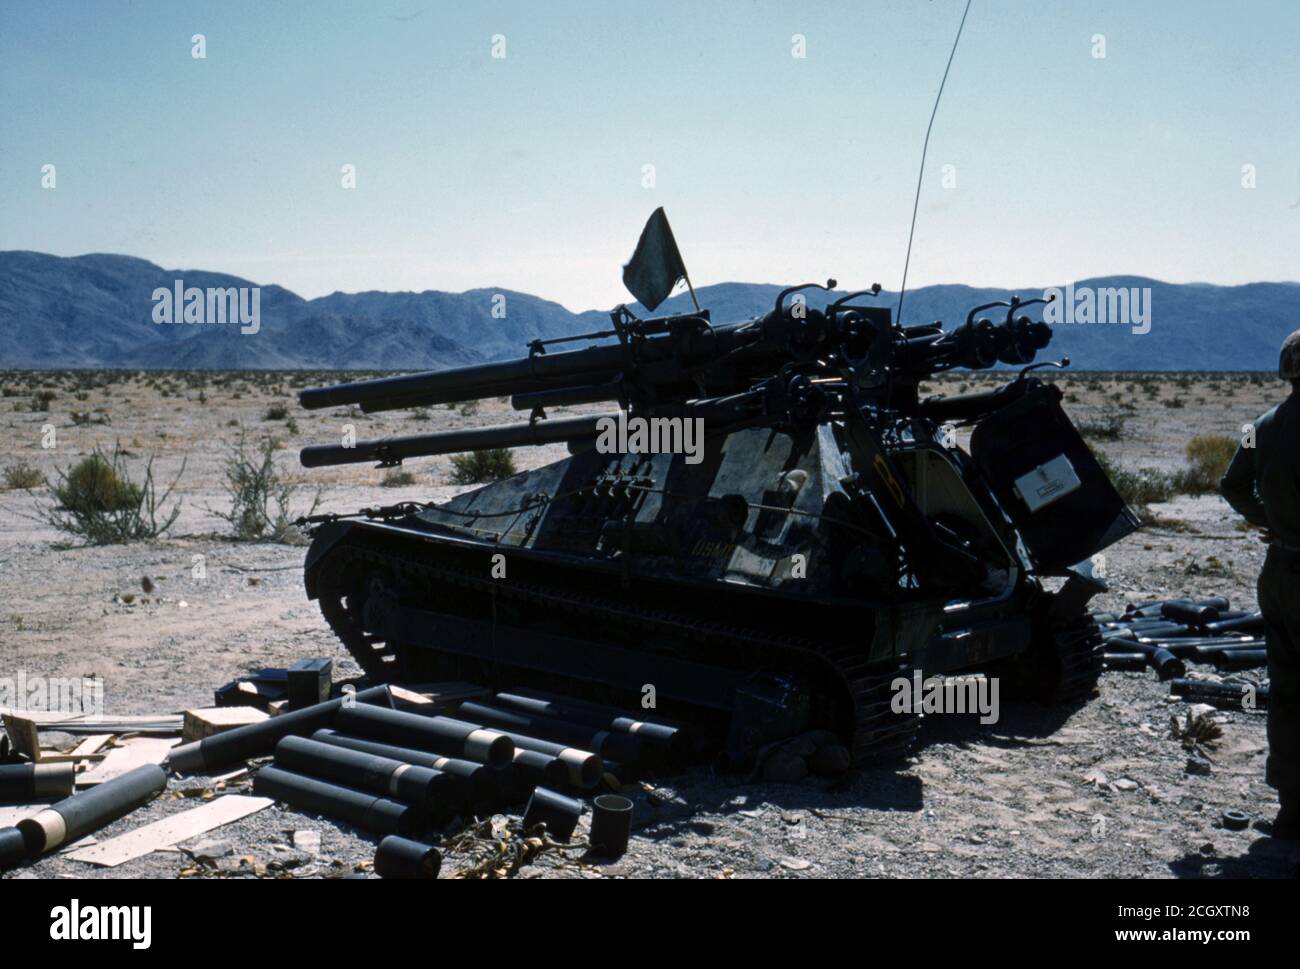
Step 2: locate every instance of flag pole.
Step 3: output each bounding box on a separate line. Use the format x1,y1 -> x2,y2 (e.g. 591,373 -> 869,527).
682,273 -> 702,313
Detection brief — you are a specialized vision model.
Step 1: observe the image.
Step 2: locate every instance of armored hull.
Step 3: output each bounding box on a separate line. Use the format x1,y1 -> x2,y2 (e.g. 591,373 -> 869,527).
303,409 -> 1118,762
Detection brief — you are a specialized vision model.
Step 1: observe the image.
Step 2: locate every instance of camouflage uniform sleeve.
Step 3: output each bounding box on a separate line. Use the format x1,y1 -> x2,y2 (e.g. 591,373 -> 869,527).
1220,441 -> 1269,528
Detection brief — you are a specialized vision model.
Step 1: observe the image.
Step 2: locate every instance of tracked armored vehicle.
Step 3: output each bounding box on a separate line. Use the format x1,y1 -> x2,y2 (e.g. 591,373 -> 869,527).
296,281 -> 1139,763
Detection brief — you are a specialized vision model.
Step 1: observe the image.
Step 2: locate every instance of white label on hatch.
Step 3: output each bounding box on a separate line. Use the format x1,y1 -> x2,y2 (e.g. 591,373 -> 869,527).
1013,454 -> 1081,512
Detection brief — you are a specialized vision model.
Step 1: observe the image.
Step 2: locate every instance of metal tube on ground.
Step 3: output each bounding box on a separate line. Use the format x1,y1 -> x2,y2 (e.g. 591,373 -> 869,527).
1124,602 -> 1183,619
1213,649 -> 1267,671
1102,652 -> 1148,671
1169,678 -> 1268,707
1132,621 -> 1201,635
439,723 -> 599,788
310,729 -> 499,807
16,764 -> 166,856
1104,622 -> 1191,638
167,685 -> 394,773
1191,643 -> 1268,659
1097,626 -> 1136,640
494,689 -> 684,749
374,835 -> 442,879
501,734 -> 600,788
588,794 -> 634,859
1204,613 -> 1266,635
1196,596 -> 1232,611
334,705 -> 513,767
1143,636 -> 1260,650
0,763 -> 75,802
0,828 -> 27,870
273,736 -> 454,806
253,765 -> 423,836
1211,610 -> 1249,621
458,700 -> 645,768
1129,596 -> 1230,617
1110,639 -> 1185,680
522,787 -> 585,840
1161,601 -> 1221,626
510,748 -> 569,788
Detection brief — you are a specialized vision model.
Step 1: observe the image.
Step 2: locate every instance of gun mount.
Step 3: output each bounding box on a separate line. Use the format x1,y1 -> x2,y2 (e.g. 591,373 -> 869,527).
299,285 -> 1052,467
295,275 -> 1136,766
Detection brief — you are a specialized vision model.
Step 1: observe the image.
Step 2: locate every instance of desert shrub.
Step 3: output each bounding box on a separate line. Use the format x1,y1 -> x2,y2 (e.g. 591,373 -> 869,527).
214,434 -> 321,543
1095,452 -> 1177,514
263,403 -> 290,421
70,410 -> 110,426
3,461 -> 44,490
56,452 -> 141,515
381,469 -> 417,487
457,400 -> 480,417
1181,433 -> 1238,494
450,448 -> 517,485
1077,410 -> 1126,441
42,446 -> 183,544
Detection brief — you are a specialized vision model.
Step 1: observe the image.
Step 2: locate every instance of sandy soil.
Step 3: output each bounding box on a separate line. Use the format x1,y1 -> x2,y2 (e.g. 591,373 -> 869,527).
1,369 -> 1295,879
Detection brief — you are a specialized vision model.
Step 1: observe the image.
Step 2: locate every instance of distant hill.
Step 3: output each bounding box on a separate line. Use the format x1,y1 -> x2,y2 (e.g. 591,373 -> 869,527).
1,251 -> 1296,371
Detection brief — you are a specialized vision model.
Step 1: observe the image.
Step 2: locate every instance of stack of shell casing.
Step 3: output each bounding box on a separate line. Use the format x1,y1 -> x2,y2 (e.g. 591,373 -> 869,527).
249,686 -> 685,841
4,682 -> 682,874
1094,597 -> 1268,681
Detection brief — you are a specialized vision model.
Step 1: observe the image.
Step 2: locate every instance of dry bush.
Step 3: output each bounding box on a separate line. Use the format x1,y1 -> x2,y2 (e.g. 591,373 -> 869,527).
1077,409 -> 1127,441
1095,452 -> 1177,516
381,469 -> 417,487
450,448 -> 517,485
214,434 -> 320,543
41,446 -> 183,544
1182,433 -> 1238,494
3,461 -> 44,490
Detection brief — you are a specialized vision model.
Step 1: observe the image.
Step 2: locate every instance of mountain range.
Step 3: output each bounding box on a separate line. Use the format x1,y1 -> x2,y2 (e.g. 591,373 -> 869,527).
1,251 -> 1296,371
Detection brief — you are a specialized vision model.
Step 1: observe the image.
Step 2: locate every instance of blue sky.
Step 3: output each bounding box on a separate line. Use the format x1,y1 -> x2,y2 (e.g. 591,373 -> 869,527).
2,0 -> 1298,309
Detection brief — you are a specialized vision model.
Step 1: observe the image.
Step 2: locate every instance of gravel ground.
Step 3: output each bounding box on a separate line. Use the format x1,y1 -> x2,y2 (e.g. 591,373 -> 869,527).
6,662 -> 1292,881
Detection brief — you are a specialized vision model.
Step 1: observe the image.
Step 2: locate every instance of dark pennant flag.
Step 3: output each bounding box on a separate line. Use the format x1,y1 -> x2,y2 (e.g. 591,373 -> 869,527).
621,207 -> 688,311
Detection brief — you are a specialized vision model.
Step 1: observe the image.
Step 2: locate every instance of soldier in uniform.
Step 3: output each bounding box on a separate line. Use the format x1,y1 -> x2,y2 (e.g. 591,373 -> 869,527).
1221,329 -> 1300,839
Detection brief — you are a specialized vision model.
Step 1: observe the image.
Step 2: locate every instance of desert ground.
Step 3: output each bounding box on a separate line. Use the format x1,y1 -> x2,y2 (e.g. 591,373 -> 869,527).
0,368 -> 1295,879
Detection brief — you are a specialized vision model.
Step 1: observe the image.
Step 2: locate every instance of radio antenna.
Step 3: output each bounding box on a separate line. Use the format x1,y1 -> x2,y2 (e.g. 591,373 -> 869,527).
896,0 -> 973,324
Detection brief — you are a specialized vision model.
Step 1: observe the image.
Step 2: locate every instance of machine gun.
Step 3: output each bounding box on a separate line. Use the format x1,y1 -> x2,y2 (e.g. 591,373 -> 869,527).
297,285 -> 1054,470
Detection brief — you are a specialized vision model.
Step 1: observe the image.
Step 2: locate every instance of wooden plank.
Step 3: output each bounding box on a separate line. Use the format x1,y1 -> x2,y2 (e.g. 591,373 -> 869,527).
0,708 -> 182,733
182,706 -> 268,743
70,734 -> 113,771
67,795 -> 274,868
391,681 -> 489,713
209,767 -> 250,785
76,737 -> 179,786
2,714 -> 41,761
28,752 -> 108,764
71,735 -> 113,757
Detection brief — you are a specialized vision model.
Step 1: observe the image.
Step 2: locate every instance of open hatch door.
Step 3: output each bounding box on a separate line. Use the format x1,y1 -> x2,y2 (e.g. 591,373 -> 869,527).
969,382 -> 1140,573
